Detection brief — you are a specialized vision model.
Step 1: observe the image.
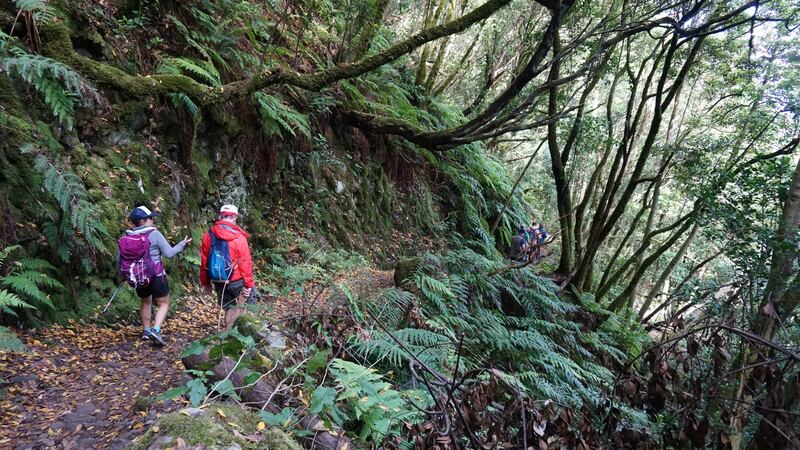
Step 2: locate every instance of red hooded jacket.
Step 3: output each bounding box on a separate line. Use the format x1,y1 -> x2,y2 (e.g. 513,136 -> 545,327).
200,221 -> 255,288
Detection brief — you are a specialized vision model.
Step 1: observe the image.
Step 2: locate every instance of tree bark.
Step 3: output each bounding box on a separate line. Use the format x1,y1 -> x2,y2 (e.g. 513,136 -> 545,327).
546,31 -> 575,274
731,154 -> 800,449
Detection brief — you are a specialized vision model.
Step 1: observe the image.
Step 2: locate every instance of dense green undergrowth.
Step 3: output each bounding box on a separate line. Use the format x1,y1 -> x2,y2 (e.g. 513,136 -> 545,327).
163,234 -> 652,448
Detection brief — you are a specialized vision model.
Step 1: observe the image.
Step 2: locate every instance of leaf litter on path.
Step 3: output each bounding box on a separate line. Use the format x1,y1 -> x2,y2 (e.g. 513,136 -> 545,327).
0,295 -> 218,449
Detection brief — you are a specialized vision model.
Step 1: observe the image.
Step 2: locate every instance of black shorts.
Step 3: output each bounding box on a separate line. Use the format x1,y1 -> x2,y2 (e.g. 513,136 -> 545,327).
135,275 -> 170,299
213,279 -> 257,310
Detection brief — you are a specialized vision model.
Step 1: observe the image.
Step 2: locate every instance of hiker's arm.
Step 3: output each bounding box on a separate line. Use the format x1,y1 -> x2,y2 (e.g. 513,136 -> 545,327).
238,238 -> 255,288
200,233 -> 210,287
151,230 -> 187,258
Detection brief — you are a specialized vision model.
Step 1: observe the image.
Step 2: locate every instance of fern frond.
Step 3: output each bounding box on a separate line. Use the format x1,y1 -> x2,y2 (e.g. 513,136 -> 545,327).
2,53 -> 83,128
32,154 -> 109,256
14,0 -> 55,23
2,275 -> 53,309
0,245 -> 21,266
0,289 -> 35,316
254,92 -> 311,139
160,57 -> 221,86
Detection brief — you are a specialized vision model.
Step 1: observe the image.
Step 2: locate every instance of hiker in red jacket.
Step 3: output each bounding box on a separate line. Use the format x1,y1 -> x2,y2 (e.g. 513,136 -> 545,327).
200,204 -> 256,331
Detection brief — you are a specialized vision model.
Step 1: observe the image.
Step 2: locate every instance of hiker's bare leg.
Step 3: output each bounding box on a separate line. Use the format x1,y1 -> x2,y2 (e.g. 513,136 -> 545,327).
140,296 -> 152,328
153,295 -> 170,329
224,298 -> 247,331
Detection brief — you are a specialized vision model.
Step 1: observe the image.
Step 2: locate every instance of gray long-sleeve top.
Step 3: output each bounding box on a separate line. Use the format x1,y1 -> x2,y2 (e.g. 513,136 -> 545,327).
118,225 -> 187,275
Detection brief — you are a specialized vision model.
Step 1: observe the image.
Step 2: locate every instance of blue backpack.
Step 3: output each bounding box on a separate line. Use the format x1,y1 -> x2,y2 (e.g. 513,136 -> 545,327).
207,230 -> 234,282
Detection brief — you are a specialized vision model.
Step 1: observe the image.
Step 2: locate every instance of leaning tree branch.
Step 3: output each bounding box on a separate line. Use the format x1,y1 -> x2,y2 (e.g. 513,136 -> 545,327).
39,0 -> 514,105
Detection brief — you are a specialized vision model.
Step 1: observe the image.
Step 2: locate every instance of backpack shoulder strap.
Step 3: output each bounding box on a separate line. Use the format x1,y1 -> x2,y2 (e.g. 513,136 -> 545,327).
218,224 -> 238,234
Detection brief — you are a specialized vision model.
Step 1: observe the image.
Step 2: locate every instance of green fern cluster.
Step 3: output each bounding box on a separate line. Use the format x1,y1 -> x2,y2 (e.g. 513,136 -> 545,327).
0,245 -> 63,317
27,150 -> 110,262
339,67 -> 529,249
156,57 -> 222,118
330,358 -> 429,443
167,0 -> 267,76
352,250 -> 632,409
13,0 -> 56,24
253,92 -> 312,139
1,48 -> 89,129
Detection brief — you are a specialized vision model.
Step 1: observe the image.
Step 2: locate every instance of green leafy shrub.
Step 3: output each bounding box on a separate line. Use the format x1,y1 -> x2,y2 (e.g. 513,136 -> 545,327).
254,92 -> 311,139
329,358 -> 428,443
0,245 -> 64,351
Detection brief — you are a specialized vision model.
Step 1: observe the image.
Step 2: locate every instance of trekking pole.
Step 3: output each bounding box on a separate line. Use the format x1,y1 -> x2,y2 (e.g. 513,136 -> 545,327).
102,281 -> 125,313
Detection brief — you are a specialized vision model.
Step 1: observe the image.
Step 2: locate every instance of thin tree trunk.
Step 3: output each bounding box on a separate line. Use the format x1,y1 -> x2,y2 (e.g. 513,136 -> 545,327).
732,155 -> 800,449
609,215 -> 696,312
639,221 -> 699,320
424,0 -> 455,92
433,29 -> 481,95
489,140 -> 546,235
546,31 -> 575,274
625,158 -> 663,306
415,0 -> 447,85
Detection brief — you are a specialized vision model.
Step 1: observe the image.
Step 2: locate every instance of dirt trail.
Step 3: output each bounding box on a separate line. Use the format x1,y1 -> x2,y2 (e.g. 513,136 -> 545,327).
0,296 -> 220,449
0,269 -> 395,450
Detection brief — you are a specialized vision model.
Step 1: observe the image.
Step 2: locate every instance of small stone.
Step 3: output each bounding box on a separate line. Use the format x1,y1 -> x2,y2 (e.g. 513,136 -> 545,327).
266,332 -> 286,349
75,402 -> 96,416
180,407 -> 204,417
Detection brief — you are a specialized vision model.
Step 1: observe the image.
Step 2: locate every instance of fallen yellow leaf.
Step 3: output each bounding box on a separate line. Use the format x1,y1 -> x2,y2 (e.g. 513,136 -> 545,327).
152,426 -> 159,433
216,408 -> 226,419
257,422 -> 265,431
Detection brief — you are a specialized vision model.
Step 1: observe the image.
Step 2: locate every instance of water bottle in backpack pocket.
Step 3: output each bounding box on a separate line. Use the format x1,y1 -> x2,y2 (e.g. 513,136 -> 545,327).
208,231 -> 234,282
118,230 -> 158,288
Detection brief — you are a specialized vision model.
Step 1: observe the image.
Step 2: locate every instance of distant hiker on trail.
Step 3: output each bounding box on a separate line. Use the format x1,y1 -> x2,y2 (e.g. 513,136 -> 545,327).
117,206 -> 191,346
200,204 -> 256,331
527,222 -> 541,243
537,223 -> 549,244
529,222 -> 549,262
509,225 -> 528,262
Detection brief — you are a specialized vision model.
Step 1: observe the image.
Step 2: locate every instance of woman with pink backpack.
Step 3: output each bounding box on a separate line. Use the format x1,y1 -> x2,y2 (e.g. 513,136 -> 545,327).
117,206 -> 191,346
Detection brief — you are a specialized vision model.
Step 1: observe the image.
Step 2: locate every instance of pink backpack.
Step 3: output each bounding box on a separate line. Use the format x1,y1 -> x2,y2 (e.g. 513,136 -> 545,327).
118,230 -> 160,288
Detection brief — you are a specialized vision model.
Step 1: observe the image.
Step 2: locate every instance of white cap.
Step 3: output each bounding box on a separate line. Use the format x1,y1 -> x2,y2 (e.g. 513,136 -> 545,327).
220,204 -> 239,216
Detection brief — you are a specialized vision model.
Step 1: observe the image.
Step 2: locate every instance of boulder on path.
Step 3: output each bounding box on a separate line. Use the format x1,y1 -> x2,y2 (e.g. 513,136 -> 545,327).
128,402 -> 301,450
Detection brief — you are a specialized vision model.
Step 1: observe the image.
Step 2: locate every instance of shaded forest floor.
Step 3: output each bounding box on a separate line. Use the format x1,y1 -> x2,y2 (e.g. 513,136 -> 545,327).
0,268 -> 394,449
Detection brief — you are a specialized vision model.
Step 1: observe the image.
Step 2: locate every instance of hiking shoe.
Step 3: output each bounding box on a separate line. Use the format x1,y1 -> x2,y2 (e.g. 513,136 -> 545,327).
141,330 -> 151,341
149,329 -> 165,347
